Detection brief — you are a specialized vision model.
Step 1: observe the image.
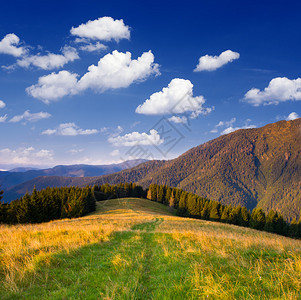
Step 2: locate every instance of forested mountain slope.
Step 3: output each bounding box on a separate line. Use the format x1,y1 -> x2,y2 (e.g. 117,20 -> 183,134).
92,119 -> 301,221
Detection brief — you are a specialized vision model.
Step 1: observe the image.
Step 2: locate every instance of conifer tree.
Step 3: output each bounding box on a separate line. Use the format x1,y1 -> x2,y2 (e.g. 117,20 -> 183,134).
250,208 -> 266,230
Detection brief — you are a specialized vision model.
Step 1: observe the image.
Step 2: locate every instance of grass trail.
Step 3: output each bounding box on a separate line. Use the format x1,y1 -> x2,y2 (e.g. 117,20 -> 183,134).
0,198 -> 301,299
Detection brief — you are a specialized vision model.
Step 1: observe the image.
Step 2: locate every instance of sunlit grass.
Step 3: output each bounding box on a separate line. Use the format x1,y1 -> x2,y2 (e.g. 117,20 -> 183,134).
0,198 -> 300,299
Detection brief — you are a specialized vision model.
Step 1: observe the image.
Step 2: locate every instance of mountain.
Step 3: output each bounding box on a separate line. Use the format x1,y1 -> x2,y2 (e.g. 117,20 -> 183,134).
3,119 -> 300,221
90,118 -> 301,221
1,159 -> 147,201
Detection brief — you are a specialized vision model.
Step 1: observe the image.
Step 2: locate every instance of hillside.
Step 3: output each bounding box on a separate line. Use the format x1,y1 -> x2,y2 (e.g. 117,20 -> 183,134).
0,198 -> 300,299
91,118 -> 301,221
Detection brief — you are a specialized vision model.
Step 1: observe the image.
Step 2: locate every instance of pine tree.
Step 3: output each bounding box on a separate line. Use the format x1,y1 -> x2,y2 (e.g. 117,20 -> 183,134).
250,208 -> 266,230
209,202 -> 220,221
239,207 -> 250,227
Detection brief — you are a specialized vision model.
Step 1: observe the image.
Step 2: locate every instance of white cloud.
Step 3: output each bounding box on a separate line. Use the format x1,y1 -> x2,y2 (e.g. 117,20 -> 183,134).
77,50 -> 159,92
244,77 -> 301,106
100,125 -> 124,137
26,70 -> 79,103
212,118 -> 256,135
0,115 -> 7,122
110,149 -> 120,157
0,33 -> 27,57
27,50 -> 159,103
221,124 -> 256,135
70,17 -> 130,42
0,147 -> 53,165
9,110 -> 51,123
68,148 -> 84,154
42,122 -> 98,136
79,42 -> 107,52
0,100 -> 6,109
15,46 -> 79,70
168,116 -> 188,124
286,112 -> 299,121
136,78 -> 212,118
216,117 -> 236,128
108,129 -> 163,147
194,50 -> 240,72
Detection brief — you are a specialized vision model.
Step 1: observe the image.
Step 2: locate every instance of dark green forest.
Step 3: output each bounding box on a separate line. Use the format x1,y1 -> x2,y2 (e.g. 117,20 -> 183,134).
1,183 -> 300,239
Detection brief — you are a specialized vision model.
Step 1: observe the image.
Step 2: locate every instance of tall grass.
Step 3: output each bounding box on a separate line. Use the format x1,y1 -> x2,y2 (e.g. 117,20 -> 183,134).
0,198 -> 300,299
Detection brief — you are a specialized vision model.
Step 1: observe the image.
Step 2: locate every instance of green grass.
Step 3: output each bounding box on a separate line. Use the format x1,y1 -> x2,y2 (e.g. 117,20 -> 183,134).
1,198 -> 300,299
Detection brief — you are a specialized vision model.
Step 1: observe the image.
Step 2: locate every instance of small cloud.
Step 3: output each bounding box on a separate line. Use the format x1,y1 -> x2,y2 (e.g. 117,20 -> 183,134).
9,110 -> 51,123
100,125 -> 124,137
0,33 -> 27,57
286,112 -> 299,121
0,115 -> 7,123
168,116 -> 187,124
79,42 -> 107,52
68,148 -> 84,154
108,129 -> 163,147
243,77 -> 301,106
212,117 -> 256,135
70,16 -> 130,42
0,100 -> 6,109
194,50 -> 240,72
130,121 -> 140,129
42,123 -> 98,136
216,117 -> 236,128
110,149 -> 120,157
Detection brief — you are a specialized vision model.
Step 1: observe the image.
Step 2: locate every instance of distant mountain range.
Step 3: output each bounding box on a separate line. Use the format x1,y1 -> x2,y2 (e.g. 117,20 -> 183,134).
1,159 -> 147,202
2,119 -> 300,221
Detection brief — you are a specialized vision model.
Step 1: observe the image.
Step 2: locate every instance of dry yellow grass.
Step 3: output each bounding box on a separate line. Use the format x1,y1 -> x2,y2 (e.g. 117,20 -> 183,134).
0,198 -> 300,299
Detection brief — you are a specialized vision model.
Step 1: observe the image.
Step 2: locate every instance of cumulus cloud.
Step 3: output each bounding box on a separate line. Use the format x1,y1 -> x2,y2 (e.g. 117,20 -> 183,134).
0,147 -> 53,165
9,110 -> 51,123
0,33 -> 27,57
244,77 -> 301,106
26,70 -> 79,103
42,123 -> 98,136
286,112 -> 299,121
15,46 -> 79,70
77,50 -> 159,92
0,100 -> 6,109
27,50 -> 159,103
0,115 -> 7,122
70,17 -> 130,42
168,116 -> 188,124
108,129 -> 163,147
194,50 -> 240,72
136,78 -> 212,119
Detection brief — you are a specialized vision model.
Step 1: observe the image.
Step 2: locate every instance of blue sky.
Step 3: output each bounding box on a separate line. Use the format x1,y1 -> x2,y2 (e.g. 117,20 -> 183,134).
0,0 -> 300,169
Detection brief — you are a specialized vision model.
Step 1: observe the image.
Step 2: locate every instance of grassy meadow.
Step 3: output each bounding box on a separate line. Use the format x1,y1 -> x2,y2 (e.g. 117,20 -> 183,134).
0,198 -> 300,299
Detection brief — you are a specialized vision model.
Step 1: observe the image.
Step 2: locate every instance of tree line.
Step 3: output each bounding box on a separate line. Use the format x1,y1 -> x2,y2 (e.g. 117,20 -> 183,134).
0,186 -> 96,224
0,183 -> 300,239
146,183 -> 301,239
